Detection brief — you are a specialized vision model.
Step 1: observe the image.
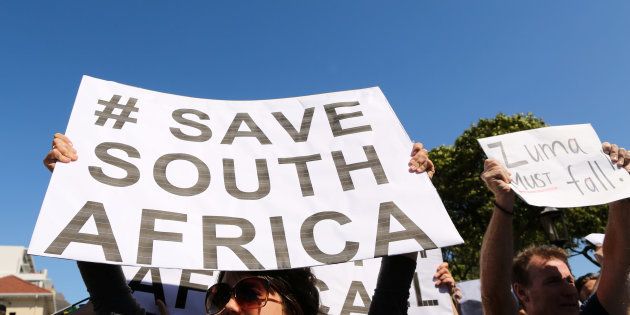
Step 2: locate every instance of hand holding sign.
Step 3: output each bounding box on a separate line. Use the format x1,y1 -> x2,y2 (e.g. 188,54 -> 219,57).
433,262 -> 461,300
409,143 -> 435,178
44,133 -> 77,171
603,142 -> 630,171
480,159 -> 516,211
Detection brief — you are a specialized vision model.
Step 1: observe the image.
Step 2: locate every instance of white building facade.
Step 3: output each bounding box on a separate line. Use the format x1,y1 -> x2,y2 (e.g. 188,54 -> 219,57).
0,246 -> 68,315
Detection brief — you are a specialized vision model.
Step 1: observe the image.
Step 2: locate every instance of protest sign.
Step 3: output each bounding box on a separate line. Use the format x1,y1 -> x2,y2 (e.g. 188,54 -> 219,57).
122,249 -> 454,315
29,75 -> 462,270
456,279 -> 482,315
478,124 -> 630,207
584,233 -> 604,247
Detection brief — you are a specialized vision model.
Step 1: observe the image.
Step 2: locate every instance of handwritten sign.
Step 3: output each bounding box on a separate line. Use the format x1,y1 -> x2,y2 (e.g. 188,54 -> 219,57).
122,249 -> 454,315
478,124 -> 630,207
28,76 -> 462,270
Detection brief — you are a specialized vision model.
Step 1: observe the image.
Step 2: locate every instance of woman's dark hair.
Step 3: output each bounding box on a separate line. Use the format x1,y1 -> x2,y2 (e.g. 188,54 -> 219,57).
218,268 -> 321,315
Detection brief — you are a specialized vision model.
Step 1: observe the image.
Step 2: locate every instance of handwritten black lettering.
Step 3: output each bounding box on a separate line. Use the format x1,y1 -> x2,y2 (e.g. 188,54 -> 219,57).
523,138 -> 588,163
512,172 -> 552,191
566,165 -> 585,195
487,141 -> 528,168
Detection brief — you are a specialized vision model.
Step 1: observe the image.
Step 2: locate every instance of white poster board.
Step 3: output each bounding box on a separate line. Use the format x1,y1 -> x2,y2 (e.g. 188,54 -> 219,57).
29,76 -> 462,270
122,249 -> 453,315
584,233 -> 604,247
478,124 -> 630,208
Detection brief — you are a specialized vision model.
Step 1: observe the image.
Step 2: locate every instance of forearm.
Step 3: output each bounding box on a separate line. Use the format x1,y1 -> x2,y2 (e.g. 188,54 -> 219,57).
368,254 -> 417,315
480,200 -> 517,315
597,198 -> 630,314
77,261 -> 146,315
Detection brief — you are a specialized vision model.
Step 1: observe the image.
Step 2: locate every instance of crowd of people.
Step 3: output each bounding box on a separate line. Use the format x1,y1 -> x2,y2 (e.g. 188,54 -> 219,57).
45,134 -> 630,315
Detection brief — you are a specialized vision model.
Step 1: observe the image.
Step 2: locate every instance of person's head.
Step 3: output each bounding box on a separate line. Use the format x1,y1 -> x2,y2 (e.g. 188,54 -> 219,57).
511,245 -> 579,315
575,273 -> 598,302
207,268 -> 320,315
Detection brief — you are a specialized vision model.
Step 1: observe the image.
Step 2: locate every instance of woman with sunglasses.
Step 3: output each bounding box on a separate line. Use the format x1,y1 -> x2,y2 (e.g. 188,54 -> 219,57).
45,134 -> 435,315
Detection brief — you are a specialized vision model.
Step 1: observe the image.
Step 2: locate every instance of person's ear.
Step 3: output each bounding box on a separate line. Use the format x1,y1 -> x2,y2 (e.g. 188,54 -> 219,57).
513,283 -> 530,304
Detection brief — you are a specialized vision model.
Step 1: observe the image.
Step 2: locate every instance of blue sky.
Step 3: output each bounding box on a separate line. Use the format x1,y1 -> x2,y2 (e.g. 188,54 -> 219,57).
1,1 -> 627,303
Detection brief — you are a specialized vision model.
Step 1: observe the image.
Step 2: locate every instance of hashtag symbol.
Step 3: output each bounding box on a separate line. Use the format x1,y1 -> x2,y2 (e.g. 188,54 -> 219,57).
94,95 -> 139,129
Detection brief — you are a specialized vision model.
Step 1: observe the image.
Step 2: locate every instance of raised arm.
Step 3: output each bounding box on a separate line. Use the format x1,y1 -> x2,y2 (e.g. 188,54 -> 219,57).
43,134 -> 154,315
595,142 -> 630,314
479,159 -> 518,315
368,142 -> 434,315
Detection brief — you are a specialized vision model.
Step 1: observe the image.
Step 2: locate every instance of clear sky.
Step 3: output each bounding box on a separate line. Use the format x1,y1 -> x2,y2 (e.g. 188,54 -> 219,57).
1,1 -> 627,303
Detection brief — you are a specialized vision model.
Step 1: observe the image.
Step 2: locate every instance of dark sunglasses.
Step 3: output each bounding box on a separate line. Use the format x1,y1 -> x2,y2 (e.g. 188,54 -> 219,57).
205,277 -> 271,314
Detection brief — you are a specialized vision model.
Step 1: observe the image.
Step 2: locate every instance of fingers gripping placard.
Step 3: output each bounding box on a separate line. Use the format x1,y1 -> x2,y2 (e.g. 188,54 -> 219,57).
29,76 -> 463,270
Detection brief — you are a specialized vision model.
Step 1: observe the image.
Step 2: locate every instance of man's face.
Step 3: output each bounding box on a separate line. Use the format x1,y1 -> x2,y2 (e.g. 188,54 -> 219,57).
514,256 -> 579,315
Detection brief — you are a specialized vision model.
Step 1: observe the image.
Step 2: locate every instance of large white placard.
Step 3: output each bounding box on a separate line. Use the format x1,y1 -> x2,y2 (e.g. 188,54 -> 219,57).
478,124 -> 630,207
29,76 -> 462,270
122,249 -> 454,315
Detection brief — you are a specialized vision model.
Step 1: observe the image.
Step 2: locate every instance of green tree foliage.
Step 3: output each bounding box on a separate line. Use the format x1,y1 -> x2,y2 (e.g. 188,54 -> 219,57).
430,113 -> 608,280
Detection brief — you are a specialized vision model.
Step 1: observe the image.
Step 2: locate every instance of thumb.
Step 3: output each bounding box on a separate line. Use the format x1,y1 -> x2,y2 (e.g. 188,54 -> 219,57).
156,299 -> 169,315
